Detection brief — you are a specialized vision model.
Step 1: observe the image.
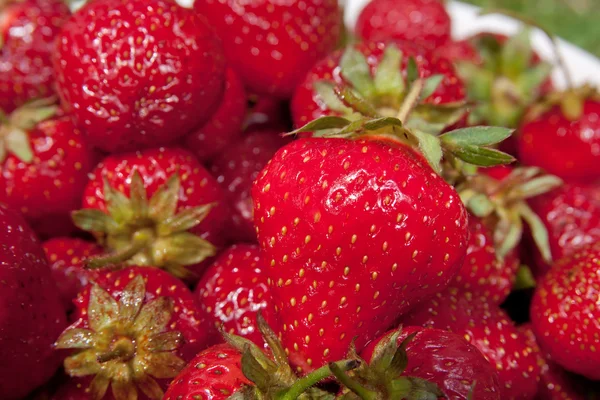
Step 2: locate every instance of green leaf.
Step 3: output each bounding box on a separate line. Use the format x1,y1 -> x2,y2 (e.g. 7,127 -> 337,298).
313,81 -> 354,114
494,209 -> 523,259
4,128 -> 33,163
88,284 -> 119,332
151,232 -> 216,267
513,265 -> 537,290
467,193 -> 496,218
511,175 -> 563,200
334,85 -> 379,117
129,171 -> 149,220
420,75 -> 444,101
71,209 -> 117,234
149,174 -> 180,222
55,328 -> 97,349
133,297 -> 173,335
410,130 -> 443,175
374,44 -> 405,97
448,145 -> 515,167
340,47 -> 376,99
363,117 -> 404,132
158,203 -> 215,236
406,57 -> 419,86
518,202 -> 553,263
441,126 -> 514,147
118,275 -> 146,325
290,116 -> 351,135
144,331 -> 184,352
501,28 -> 532,77
64,351 -> 100,377
103,178 -> 133,224
241,345 -> 272,392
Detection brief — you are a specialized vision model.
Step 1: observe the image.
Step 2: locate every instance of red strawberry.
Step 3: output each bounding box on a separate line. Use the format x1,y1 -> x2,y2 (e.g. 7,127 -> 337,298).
184,67 -> 247,163
209,129 -> 288,243
0,203 -> 66,399
55,266 -> 213,400
43,237 -> 102,312
252,137 -> 469,373
0,0 -> 70,112
53,0 -> 226,153
355,0 -> 451,50
0,100 -> 94,230
530,242 -> 600,381
518,87 -> 600,182
72,147 -> 228,280
195,245 -> 277,347
193,0 -> 342,98
402,289 -> 541,400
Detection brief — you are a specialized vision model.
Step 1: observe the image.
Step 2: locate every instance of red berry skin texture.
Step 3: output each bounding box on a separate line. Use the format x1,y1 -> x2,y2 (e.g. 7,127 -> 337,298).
519,100 -> 600,183
0,0 -> 70,112
356,0 -> 451,49
252,138 -> 468,373
0,203 -> 67,400
193,0 -> 342,98
53,0 -> 226,153
531,243 -> 600,381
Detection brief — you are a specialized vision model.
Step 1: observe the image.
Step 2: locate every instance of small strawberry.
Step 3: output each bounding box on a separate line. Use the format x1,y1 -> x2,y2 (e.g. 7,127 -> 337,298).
43,237 -> 103,312
530,242 -> 600,381
518,86 -> 600,182
0,99 -> 95,230
193,0 -> 342,98
195,245 -> 277,347
209,129 -> 288,243
0,0 -> 70,112
0,203 -> 67,400
184,67 -> 247,163
402,289 -> 541,400
55,266 -> 213,400
355,0 -> 451,50
53,0 -> 226,153
72,147 -> 228,280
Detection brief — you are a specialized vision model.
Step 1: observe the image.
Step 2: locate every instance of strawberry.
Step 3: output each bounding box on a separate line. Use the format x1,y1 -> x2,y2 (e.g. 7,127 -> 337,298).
43,237 -> 102,312
355,0 -> 451,50
0,0 -> 70,112
0,203 -> 66,399
209,129 -> 288,243
184,67 -> 247,163
53,0 -> 226,153
335,326 -> 501,399
402,289 -> 541,400
55,266 -> 213,400
72,147 -> 228,280
193,0 -> 342,98
0,99 -> 95,231
518,86 -> 600,182
530,242 -> 600,381
195,245 -> 277,347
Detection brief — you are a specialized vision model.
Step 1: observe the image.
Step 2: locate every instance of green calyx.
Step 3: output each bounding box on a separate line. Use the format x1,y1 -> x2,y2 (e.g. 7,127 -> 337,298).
72,171 -> 216,279
55,275 -> 186,400
457,28 -> 553,128
225,315 -> 358,400
0,97 -> 59,163
526,84 -> 600,122
458,166 -> 563,262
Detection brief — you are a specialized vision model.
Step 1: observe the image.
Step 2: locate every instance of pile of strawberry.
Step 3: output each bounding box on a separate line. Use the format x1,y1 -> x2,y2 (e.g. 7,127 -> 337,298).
2,0 -> 600,398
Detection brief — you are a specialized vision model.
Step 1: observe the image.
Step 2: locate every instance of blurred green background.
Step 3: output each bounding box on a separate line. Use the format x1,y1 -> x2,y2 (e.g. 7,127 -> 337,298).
463,0 -> 600,57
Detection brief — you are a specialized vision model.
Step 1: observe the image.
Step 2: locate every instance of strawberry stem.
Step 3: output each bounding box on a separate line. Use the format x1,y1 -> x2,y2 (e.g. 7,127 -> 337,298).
396,79 -> 424,122
85,235 -> 149,269
328,362 -> 378,400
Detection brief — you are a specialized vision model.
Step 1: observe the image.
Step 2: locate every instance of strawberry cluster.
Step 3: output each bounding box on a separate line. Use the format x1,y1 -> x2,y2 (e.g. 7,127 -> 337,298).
1,0 -> 599,399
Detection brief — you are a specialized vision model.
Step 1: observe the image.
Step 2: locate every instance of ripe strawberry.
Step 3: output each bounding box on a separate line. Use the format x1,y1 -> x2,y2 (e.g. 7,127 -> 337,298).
0,100 -> 94,230
184,67 -> 247,163
252,137 -> 470,373
0,0 -> 70,112
355,0 -> 451,50
402,289 -> 541,400
55,266 -> 213,400
530,242 -> 600,381
72,147 -> 228,280
193,0 -> 342,98
195,245 -> 277,347
0,203 -> 66,399
43,237 -> 102,312
53,0 -> 226,153
518,86 -> 600,182
209,129 -> 288,243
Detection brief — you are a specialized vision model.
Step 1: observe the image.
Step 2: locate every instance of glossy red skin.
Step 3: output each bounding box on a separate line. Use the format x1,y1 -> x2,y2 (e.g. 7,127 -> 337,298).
43,238 -> 102,312
362,327 -> 501,400
252,138 -> 468,373
451,214 -> 519,304
53,0 -> 226,153
356,0 -> 451,49
291,41 -> 466,128
193,0 -> 341,98
0,0 -> 70,112
528,183 -> 600,276
82,147 -> 229,268
184,68 -> 247,163
530,243 -> 600,381
164,343 -> 249,400
195,245 -> 277,347
434,39 -> 481,64
0,203 -> 66,399
210,130 -> 288,243
402,290 -> 541,400
518,100 -> 600,182
0,116 -> 95,222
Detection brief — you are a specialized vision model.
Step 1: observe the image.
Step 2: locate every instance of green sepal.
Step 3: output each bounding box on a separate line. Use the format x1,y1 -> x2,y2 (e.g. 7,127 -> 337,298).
513,265 -> 537,290
340,47 -> 376,99
374,45 -> 405,99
